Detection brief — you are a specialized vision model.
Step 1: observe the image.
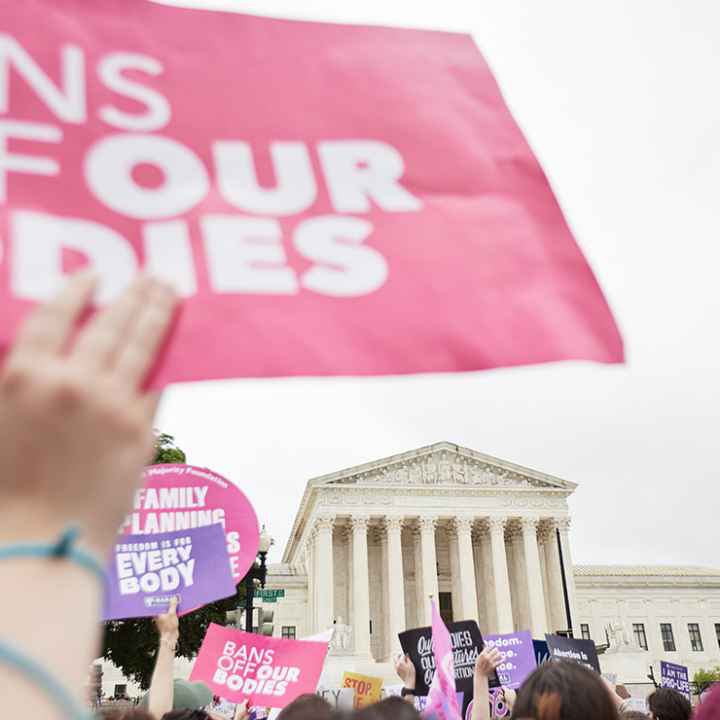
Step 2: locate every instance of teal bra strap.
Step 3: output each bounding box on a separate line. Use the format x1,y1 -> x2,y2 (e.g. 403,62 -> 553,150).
0,640 -> 94,719
0,526 -> 106,584
0,527 -> 105,718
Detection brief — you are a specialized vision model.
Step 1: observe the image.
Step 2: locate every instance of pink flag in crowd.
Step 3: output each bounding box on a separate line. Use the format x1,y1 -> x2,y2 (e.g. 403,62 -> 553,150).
423,601 -> 463,720
0,1 -> 623,385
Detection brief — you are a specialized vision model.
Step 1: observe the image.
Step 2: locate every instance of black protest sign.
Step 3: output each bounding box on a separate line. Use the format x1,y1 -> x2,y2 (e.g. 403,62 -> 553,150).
399,620 -> 497,698
545,634 -> 600,673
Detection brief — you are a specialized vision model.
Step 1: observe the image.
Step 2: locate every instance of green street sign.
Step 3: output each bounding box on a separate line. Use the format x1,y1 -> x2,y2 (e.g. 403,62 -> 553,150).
257,589 -> 285,602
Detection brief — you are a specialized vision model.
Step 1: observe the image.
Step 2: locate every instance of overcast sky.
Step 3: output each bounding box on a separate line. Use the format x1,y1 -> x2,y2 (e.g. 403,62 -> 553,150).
154,0 -> 720,568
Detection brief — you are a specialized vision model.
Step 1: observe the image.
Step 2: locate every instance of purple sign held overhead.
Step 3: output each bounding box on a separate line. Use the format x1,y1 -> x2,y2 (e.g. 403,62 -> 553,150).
103,524 -> 236,620
660,661 -> 691,701
484,631 -> 537,689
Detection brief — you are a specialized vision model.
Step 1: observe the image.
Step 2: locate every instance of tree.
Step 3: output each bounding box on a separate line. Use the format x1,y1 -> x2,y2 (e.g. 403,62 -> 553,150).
101,432 -> 243,690
693,666 -> 720,694
152,432 -> 186,465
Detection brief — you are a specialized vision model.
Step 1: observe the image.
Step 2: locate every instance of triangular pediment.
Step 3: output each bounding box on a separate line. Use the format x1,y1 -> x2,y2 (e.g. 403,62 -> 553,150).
310,441 -> 575,492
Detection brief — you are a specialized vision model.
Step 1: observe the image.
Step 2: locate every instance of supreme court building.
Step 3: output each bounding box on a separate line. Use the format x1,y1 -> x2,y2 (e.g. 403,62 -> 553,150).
261,442 -> 720,684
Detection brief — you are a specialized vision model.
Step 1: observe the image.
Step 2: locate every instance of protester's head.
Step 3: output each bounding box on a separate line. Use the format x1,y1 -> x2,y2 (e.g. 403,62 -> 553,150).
98,710 -> 156,720
620,712 -> 650,720
276,694 -> 335,720
511,661 -> 619,720
352,697 -> 420,720
647,688 -> 692,720
161,711 -> 211,720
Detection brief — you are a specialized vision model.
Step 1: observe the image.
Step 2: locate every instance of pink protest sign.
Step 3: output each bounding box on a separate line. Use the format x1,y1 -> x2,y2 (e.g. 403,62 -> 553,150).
191,624 -> 329,708
123,465 -> 259,582
0,2 -> 623,384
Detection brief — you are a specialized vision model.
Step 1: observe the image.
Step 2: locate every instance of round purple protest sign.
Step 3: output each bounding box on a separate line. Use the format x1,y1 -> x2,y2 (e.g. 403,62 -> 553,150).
123,464 -> 259,582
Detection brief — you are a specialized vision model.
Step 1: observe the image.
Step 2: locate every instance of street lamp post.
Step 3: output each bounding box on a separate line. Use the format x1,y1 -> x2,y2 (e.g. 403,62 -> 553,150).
244,526 -> 273,633
556,528 -> 574,638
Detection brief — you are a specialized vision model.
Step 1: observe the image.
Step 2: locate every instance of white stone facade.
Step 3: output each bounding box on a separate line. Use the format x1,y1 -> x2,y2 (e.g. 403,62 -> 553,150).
259,442 -> 720,684
575,565 -> 720,679
273,442 -> 576,652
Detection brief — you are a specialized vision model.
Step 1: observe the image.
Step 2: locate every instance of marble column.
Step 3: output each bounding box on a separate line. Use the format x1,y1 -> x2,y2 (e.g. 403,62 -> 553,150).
413,529 -> 424,628
488,518 -> 514,633
479,527 -> 497,632
448,524 -> 462,622
543,520 -> 568,633
304,535 -> 315,632
386,517 -> 406,655
315,516 -> 335,632
507,524 -> 527,630
455,518 -> 479,623
352,516 -> 371,655
557,518 -> 578,636
537,526 -> 552,631
379,527 -> 390,661
419,516 -> 439,624
521,518 -> 548,637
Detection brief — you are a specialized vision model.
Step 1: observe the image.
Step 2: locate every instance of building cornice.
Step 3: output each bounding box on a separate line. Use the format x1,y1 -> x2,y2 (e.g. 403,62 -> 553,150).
307,442 -> 575,490
574,565 -> 720,589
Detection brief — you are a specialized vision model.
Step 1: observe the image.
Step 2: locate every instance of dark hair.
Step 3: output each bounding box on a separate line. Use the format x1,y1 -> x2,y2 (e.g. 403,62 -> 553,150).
511,661 -> 619,720
276,694 -> 336,720
98,711 -> 156,720
620,713 -> 650,720
647,688 -> 692,720
161,712 -> 211,720
352,697 -> 420,720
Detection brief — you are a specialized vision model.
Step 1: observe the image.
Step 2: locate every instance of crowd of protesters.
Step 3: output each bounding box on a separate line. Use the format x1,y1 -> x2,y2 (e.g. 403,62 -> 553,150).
95,637 -> 717,720
92,595 -> 716,720
1,278 -> 719,720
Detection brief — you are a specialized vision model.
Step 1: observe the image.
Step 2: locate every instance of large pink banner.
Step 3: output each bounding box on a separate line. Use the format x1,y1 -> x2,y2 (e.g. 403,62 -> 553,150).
191,624 -> 328,708
0,1 -> 623,384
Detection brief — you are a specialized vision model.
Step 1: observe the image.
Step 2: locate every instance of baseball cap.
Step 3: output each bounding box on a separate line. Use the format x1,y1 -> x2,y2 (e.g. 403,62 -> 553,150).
140,679 -> 213,711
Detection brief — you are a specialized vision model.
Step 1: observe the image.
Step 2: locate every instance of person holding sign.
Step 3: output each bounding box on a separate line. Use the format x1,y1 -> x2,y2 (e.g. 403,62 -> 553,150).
145,596 -> 180,719
0,273 -> 178,719
394,654 -> 418,705
470,647 -> 504,720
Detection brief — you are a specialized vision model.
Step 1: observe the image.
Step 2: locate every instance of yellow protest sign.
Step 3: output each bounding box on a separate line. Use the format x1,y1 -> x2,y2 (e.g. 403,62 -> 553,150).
341,671 -> 383,708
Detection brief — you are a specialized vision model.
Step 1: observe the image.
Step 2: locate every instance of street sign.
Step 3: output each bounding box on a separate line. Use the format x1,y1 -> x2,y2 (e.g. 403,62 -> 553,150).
258,589 -> 285,602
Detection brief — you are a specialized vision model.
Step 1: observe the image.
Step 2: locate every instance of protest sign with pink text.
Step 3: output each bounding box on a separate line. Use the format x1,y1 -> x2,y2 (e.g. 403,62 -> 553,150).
191,624 -> 328,709
0,1 -> 622,385
123,465 -> 259,581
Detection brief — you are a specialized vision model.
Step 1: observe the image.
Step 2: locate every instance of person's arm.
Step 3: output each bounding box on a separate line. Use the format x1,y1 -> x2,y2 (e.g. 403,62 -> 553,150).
394,653 -> 417,705
601,675 -> 625,713
471,647 -> 503,720
233,699 -> 250,720
0,273 -> 177,718
147,597 -> 180,719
